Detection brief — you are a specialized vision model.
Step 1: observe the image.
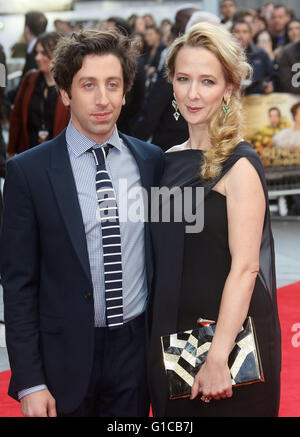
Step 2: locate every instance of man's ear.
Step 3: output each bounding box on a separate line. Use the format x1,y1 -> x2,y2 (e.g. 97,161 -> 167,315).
59,89 -> 71,108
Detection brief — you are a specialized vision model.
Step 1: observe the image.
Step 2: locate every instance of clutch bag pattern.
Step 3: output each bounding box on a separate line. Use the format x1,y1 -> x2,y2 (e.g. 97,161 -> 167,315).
161,316 -> 264,399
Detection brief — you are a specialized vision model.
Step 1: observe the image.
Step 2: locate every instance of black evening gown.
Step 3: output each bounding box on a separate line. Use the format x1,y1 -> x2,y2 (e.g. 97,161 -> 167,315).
148,141 -> 281,417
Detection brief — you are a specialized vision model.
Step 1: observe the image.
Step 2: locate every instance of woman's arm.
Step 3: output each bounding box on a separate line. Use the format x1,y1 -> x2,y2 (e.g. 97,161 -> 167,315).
191,157 -> 266,401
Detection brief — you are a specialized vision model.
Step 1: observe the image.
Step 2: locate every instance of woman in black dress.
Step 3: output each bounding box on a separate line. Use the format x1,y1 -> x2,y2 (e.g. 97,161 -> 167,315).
148,22 -> 281,417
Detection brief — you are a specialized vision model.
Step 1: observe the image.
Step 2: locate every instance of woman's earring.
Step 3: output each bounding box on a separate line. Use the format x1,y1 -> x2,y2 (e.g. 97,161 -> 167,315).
223,97 -> 231,116
172,98 -> 180,121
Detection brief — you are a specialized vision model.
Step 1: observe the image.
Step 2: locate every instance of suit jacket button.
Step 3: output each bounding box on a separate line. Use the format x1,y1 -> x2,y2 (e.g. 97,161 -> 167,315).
84,292 -> 92,300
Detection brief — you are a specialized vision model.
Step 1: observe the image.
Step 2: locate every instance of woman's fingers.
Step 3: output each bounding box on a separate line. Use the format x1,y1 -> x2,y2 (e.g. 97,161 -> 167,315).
190,377 -> 202,400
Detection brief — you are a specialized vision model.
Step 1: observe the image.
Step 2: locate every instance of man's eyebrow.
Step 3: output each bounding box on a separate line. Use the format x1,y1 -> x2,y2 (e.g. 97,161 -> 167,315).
78,76 -> 95,83
78,76 -> 122,82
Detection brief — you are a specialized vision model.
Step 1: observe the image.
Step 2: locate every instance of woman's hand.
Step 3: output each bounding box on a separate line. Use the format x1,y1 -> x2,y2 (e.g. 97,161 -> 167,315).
190,355 -> 233,401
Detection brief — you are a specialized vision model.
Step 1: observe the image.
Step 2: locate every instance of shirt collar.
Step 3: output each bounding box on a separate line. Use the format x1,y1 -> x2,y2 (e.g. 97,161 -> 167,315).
66,120 -> 123,157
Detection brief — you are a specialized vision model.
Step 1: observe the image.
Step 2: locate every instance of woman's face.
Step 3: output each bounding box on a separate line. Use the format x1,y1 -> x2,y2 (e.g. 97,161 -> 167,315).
135,17 -> 145,33
35,42 -> 52,74
172,46 -> 231,128
145,28 -> 160,47
257,31 -> 272,50
288,21 -> 300,43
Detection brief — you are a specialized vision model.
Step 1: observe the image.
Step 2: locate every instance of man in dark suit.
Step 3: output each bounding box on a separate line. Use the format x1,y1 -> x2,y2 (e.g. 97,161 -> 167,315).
0,29 -> 164,417
268,4 -> 291,49
7,11 -> 48,107
232,20 -> 276,95
132,67 -> 189,150
22,10 -> 48,76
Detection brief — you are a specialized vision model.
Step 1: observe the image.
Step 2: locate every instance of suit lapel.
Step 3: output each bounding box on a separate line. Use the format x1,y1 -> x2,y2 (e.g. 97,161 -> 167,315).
119,132 -> 154,292
47,130 -> 92,285
119,132 -> 153,193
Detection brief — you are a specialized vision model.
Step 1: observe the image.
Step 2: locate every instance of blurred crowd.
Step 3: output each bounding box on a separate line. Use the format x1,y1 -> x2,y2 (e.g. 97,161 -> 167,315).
0,0 -> 300,176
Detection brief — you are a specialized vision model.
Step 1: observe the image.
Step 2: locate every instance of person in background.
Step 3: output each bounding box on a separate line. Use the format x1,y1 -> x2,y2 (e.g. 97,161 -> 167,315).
130,31 -> 149,66
7,10 -> 48,107
7,32 -> 70,157
232,19 -> 276,94
250,14 -> 268,34
129,15 -> 146,34
104,16 -> 132,37
144,25 -> 165,85
132,7 -> 201,149
22,11 -> 48,77
171,5 -> 199,38
286,18 -> 300,44
54,19 -> 74,36
160,19 -> 172,47
143,14 -> 156,27
261,2 -> 275,23
232,9 -> 255,30
117,34 -> 147,135
267,107 -> 284,131
272,102 -> 300,148
268,4 -> 291,49
220,0 -> 236,29
160,18 -> 172,33
102,18 -> 147,135
253,28 -> 275,61
253,28 -> 279,89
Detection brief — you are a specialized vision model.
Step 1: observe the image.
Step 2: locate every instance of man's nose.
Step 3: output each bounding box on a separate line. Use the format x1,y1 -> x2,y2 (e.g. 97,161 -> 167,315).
95,86 -> 109,106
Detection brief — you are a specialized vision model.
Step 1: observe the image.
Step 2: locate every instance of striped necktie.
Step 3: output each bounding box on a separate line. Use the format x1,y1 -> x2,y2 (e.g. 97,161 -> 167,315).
91,145 -> 123,329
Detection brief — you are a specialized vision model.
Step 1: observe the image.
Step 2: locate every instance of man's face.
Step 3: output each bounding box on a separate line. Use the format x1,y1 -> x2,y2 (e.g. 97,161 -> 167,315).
232,23 -> 252,49
60,54 -> 125,143
221,1 -> 236,20
270,7 -> 290,34
269,109 -> 281,128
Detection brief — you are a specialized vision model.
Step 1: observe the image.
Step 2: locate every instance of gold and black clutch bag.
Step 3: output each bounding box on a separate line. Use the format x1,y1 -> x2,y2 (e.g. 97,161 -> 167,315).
161,316 -> 264,400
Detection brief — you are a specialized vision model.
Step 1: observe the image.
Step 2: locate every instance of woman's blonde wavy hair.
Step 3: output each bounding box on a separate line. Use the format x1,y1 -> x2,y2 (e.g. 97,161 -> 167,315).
166,22 -> 253,180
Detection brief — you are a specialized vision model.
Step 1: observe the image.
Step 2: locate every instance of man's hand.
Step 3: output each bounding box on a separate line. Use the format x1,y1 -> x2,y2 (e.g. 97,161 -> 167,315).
20,389 -> 57,417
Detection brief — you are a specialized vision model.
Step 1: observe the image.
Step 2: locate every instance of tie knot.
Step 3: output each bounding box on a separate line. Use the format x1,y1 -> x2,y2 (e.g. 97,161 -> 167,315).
91,144 -> 112,166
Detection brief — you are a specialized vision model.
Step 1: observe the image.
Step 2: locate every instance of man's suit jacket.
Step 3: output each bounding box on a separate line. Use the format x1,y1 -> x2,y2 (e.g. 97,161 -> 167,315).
22,50 -> 38,77
0,128 -> 164,414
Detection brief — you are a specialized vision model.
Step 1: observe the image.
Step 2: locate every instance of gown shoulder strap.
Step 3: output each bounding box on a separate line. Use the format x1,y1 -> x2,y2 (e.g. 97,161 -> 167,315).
204,141 -> 266,197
